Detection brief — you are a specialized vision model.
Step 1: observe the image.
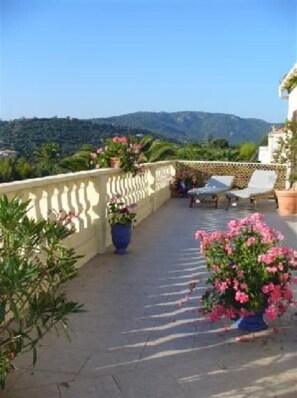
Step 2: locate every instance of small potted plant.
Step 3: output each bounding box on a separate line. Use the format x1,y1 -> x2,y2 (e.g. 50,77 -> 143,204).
170,171 -> 199,197
90,136 -> 146,176
195,213 -> 297,332
274,117 -> 297,215
108,194 -> 137,254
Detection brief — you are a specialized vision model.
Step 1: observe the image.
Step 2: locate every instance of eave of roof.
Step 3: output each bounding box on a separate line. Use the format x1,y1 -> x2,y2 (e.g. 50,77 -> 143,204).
279,63 -> 297,91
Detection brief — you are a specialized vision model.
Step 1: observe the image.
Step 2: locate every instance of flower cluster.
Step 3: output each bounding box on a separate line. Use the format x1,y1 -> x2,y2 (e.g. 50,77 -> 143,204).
195,213 -> 297,323
171,171 -> 199,196
90,136 -> 145,176
108,194 -> 137,226
47,209 -> 77,232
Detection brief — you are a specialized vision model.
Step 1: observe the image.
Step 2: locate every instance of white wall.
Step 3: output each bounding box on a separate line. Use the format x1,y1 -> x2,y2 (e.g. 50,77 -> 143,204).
258,146 -> 270,163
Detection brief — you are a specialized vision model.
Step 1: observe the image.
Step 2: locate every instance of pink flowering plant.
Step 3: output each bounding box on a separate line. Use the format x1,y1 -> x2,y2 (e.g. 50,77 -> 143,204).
108,194 -> 137,226
90,136 -> 145,176
195,213 -> 297,323
47,208 -> 77,232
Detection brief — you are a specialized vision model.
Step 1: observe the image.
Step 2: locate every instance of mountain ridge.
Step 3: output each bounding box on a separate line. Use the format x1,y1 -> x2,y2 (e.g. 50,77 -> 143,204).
93,111 -> 280,144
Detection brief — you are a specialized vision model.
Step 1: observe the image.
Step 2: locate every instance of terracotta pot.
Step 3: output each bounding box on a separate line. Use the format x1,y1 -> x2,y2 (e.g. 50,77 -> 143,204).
275,190 -> 297,215
110,157 -> 121,168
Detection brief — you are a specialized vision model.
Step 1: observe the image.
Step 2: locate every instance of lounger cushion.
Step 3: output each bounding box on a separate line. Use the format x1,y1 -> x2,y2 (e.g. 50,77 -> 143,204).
247,170 -> 278,190
188,175 -> 234,197
226,170 -> 278,200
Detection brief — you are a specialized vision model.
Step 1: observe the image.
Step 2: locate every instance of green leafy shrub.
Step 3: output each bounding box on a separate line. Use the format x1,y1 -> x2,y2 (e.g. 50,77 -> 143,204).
0,196 -> 83,389
274,118 -> 297,188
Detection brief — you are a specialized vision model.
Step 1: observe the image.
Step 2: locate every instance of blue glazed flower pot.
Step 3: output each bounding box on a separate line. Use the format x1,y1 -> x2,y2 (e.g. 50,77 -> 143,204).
111,224 -> 132,255
236,311 -> 268,332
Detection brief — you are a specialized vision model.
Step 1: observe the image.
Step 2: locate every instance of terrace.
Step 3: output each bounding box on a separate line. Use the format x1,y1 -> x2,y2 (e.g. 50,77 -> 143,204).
1,161 -> 297,398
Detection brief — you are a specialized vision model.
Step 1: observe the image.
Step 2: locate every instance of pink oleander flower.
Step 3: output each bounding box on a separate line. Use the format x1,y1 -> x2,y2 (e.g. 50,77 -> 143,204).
240,283 -> 248,290
246,237 -> 257,246
267,266 -> 278,273
278,302 -> 287,315
233,279 -> 239,291
268,285 -> 282,303
265,305 -> 277,321
237,271 -> 244,278
283,284 -> 293,300
214,279 -> 229,293
90,136 -> 144,176
280,273 -> 290,281
235,291 -> 249,304
212,265 -> 220,272
197,213 -> 296,327
278,263 -> 284,271
262,285 -> 270,294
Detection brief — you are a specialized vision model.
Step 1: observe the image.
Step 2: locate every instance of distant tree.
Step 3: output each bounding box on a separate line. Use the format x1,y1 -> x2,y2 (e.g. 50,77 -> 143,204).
210,138 -> 230,149
177,145 -> 204,160
145,139 -> 177,162
239,142 -> 258,161
140,135 -> 154,152
34,143 -> 63,176
60,144 -> 93,172
14,157 -> 33,180
0,158 -> 14,182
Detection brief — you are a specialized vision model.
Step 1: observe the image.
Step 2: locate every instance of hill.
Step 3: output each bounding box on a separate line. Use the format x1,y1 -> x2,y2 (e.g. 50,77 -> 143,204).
0,118 -> 154,159
93,111 -> 279,144
0,112 -> 281,160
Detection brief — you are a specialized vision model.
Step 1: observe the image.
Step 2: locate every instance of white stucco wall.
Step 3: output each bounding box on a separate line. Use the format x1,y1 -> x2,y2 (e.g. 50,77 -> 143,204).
258,146 -> 270,163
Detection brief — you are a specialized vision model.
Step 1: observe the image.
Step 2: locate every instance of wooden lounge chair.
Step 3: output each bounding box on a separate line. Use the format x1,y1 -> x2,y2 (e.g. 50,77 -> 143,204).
225,170 -> 278,209
188,175 -> 235,208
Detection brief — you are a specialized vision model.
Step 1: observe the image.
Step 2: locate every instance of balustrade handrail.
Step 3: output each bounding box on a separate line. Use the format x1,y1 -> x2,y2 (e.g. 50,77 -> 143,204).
0,159 -> 287,267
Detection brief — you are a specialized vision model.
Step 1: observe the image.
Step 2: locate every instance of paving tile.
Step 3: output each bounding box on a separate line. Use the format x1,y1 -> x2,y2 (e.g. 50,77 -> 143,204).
58,375 -> 123,398
0,385 -> 60,398
9,370 -> 76,391
79,350 -> 139,376
0,370 -> 24,393
114,367 -> 186,398
2,199 -> 296,398
20,345 -> 91,374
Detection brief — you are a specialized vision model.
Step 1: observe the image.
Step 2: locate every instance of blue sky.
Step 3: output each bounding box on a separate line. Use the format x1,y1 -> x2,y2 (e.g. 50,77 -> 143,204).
1,0 -> 296,122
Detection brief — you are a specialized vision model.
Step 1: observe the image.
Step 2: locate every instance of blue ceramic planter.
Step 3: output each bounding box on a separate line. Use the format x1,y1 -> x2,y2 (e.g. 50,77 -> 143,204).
236,311 -> 268,332
111,224 -> 132,255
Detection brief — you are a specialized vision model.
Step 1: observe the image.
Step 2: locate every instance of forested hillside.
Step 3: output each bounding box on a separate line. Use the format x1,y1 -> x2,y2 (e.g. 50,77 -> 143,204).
94,111 -> 279,144
0,118 -> 153,159
0,111 -> 279,159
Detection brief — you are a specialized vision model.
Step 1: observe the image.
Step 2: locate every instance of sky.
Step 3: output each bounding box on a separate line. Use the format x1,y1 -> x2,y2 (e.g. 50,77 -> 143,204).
0,0 -> 296,123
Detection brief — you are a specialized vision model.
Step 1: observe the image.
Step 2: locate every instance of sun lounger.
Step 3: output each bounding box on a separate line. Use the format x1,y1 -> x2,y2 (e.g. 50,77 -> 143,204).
188,175 -> 235,208
225,170 -> 278,209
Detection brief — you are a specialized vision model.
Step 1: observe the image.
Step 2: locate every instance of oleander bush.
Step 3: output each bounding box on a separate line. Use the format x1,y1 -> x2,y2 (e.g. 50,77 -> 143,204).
0,196 -> 83,389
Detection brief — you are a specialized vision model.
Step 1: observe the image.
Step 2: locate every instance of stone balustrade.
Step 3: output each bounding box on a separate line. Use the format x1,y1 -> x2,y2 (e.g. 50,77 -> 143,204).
0,161 -> 175,267
0,160 -> 287,268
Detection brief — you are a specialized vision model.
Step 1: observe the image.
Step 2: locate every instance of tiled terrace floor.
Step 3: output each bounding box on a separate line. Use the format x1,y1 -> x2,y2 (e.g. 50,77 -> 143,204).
2,198 -> 297,398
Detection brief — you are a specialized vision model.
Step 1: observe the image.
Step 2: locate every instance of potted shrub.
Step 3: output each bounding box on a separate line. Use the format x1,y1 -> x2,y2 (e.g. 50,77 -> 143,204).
195,213 -> 297,332
108,194 -> 137,254
274,117 -> 297,215
90,136 -> 146,176
0,196 -> 83,389
170,171 -> 199,197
